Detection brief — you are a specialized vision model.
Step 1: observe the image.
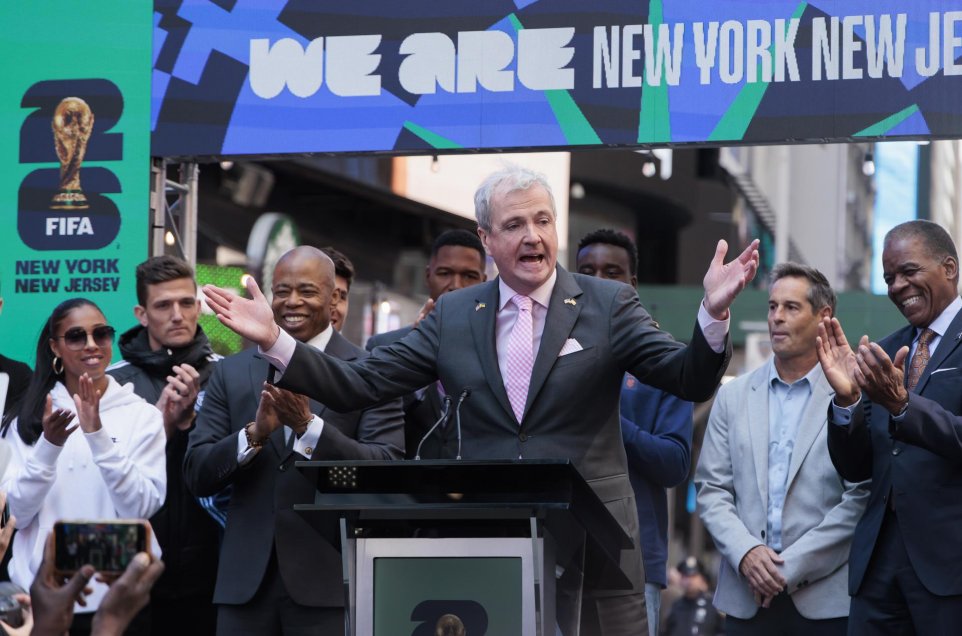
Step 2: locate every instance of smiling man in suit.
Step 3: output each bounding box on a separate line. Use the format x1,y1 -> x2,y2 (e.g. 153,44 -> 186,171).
696,263 -> 869,635
185,246 -> 404,636
202,164 -> 759,636
817,220 -> 962,635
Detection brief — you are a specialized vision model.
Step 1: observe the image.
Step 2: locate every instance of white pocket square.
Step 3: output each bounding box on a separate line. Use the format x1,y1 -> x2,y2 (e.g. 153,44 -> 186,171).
559,338 -> 584,356
930,367 -> 958,375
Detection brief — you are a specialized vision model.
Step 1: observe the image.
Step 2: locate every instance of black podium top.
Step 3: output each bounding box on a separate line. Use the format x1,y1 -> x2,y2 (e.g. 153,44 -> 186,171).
294,458 -> 633,589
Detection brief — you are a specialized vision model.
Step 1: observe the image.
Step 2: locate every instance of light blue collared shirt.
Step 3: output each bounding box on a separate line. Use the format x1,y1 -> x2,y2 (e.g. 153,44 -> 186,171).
767,362 -> 820,551
832,296 -> 962,424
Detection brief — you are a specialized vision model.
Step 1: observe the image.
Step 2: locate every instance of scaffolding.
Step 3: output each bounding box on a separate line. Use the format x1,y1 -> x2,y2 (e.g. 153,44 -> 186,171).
149,157 -> 199,265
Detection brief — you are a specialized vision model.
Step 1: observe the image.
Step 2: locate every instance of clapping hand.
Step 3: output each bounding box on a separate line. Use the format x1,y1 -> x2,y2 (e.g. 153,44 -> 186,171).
260,384 -> 312,437
41,394 -> 76,447
852,337 -> 910,415
816,317 -> 861,406
817,316 -> 910,414
72,373 -> 103,434
156,363 -> 201,434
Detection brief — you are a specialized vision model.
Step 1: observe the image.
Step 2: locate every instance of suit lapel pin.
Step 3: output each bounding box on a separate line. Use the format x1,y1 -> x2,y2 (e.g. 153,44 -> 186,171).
475,302 -> 486,311
564,298 -> 577,306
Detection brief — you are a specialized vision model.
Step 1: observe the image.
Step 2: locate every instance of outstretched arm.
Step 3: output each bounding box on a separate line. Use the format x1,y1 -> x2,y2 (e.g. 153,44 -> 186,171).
203,277 -> 279,350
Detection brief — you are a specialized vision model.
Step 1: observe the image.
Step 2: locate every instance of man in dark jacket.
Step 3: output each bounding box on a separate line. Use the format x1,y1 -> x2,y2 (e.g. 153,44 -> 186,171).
107,255 -> 221,636
663,558 -> 725,636
366,229 -> 486,458
576,229 -> 694,636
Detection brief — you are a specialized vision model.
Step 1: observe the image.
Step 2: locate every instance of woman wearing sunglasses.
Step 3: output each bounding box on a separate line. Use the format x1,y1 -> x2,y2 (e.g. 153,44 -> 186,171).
0,298 -> 165,633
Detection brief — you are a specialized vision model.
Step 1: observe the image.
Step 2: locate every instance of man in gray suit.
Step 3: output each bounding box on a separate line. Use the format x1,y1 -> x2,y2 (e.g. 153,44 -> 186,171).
202,164 -> 759,636
695,263 -> 870,635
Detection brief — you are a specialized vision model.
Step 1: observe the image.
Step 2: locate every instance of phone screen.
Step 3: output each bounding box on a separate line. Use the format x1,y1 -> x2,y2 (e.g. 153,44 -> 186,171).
54,521 -> 147,574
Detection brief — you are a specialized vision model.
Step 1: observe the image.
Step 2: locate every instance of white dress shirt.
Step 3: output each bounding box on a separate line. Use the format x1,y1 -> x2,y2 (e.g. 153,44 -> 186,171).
237,325 -> 334,463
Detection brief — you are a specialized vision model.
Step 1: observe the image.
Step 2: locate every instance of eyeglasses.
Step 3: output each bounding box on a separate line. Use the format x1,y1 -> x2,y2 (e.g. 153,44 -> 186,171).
54,326 -> 116,351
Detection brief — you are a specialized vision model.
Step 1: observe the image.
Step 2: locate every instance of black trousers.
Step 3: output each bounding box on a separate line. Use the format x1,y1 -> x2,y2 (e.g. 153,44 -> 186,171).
849,509 -> 962,635
725,592 -> 847,636
216,552 -> 344,636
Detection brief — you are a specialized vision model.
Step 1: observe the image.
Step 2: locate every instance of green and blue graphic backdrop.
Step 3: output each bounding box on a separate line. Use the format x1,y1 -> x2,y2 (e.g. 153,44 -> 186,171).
0,3 -> 152,363
152,0 -> 962,158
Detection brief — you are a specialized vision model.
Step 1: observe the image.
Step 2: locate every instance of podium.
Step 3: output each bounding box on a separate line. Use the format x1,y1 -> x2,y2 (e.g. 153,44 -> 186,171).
295,459 -> 633,636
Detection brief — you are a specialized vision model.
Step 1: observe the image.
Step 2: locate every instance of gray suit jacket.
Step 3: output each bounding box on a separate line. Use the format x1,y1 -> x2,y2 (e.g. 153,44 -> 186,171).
276,266 -> 731,595
367,326 -> 452,459
184,331 -> 404,606
695,359 -> 869,619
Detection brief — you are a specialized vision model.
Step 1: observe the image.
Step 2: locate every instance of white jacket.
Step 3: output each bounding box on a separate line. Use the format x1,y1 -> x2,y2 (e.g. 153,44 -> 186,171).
2,376 -> 166,611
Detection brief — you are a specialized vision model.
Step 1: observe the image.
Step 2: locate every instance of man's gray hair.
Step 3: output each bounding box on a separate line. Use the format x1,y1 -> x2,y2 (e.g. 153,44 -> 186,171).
769,262 -> 837,315
474,164 -> 556,231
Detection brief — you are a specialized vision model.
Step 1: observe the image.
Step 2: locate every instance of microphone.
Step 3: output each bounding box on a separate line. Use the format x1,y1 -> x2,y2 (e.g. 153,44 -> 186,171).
414,395 -> 453,460
453,387 -> 472,460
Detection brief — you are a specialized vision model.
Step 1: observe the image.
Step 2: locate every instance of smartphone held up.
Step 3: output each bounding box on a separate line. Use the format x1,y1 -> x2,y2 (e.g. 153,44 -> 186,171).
53,519 -> 151,576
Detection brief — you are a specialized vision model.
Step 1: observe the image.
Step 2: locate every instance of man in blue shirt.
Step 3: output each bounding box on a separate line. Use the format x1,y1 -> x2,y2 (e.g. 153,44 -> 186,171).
575,229 -> 693,636
696,263 -> 869,636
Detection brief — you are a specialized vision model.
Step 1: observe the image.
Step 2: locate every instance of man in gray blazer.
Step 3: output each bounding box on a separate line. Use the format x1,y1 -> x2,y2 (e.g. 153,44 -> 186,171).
203,164 -> 759,636
695,263 -> 870,635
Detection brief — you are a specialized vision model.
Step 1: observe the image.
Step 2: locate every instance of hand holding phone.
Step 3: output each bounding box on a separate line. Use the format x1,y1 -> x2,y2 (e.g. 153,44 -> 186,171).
92,553 -> 165,636
29,533 -> 94,636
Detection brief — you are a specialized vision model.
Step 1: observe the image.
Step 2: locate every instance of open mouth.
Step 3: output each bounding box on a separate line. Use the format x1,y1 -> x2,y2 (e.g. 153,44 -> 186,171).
520,254 -> 544,265
900,295 -> 922,310
281,315 -> 308,327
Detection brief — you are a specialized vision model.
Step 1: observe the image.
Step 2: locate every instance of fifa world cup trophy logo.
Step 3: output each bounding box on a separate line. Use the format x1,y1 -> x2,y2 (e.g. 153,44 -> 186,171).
50,97 -> 94,209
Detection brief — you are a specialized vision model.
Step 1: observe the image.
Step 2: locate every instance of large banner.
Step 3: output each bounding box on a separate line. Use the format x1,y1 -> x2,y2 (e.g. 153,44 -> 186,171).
153,0 -> 962,159
0,3 -> 152,364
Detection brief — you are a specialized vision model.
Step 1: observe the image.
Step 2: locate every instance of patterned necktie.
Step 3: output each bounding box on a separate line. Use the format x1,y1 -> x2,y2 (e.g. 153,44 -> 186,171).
504,294 -> 534,423
906,328 -> 936,391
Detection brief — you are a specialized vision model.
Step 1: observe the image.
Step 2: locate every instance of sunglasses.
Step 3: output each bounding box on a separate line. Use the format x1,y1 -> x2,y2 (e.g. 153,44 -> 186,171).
54,326 -> 116,351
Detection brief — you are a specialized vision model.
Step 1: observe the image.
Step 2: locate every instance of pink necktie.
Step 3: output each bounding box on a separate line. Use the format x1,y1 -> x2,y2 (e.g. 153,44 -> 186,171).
505,294 -> 534,423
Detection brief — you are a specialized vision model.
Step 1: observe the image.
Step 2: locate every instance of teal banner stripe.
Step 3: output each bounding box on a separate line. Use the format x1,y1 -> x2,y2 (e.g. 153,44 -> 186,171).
402,121 -> 463,149
508,13 -> 601,145
639,0 -> 671,143
709,1 -> 809,142
854,104 -> 922,137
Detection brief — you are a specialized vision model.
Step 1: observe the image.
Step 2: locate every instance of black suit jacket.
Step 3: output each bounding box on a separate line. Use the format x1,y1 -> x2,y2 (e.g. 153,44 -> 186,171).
828,305 -> 962,596
184,331 -> 404,606
276,267 -> 730,595
367,326 -> 452,459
